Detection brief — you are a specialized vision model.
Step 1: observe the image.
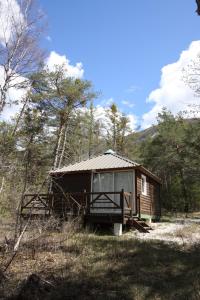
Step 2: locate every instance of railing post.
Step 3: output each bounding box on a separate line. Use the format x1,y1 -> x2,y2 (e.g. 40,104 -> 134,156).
20,194 -> 25,215
49,193 -> 53,215
137,193 -> 141,219
83,189 -> 86,215
121,189 -> 124,223
130,193 -> 133,218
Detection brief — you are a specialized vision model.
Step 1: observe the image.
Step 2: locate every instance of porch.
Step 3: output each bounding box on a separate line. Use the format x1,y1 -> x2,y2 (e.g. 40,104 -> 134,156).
20,190 -> 136,224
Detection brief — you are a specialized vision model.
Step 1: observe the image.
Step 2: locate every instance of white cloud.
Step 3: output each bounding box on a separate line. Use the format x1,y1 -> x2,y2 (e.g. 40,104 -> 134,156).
94,105 -> 137,132
127,113 -> 138,131
122,100 -> 135,108
79,103 -> 137,134
142,41 -> 200,129
45,51 -> 84,79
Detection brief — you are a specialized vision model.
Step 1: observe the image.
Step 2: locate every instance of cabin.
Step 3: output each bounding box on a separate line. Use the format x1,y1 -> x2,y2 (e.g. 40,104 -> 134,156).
48,150 -> 161,233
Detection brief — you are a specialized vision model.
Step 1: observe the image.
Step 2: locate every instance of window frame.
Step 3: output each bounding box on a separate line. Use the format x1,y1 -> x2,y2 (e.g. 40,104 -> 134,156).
141,174 -> 147,196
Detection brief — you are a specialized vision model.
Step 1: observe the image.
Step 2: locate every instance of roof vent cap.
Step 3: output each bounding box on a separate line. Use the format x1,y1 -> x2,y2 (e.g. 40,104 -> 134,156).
104,149 -> 115,155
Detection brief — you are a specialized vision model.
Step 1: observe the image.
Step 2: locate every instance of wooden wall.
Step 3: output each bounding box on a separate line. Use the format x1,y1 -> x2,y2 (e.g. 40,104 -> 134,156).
136,170 -> 161,219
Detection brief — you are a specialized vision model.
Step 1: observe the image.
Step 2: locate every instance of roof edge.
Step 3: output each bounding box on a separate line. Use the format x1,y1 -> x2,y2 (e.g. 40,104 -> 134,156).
136,165 -> 161,183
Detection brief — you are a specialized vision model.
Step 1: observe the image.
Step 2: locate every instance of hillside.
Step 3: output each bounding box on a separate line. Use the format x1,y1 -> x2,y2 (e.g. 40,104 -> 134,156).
127,118 -> 200,145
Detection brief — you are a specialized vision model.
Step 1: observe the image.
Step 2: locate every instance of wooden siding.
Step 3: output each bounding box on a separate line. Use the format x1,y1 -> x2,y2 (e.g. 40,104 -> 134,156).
51,169 -> 161,219
136,170 -> 161,218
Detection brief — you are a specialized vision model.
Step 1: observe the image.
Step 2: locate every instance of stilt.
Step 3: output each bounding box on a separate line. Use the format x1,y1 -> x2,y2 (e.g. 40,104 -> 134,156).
113,223 -> 122,236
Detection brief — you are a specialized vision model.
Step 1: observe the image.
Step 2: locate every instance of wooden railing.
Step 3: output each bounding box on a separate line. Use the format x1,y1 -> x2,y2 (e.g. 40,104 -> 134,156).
21,190 -> 136,218
21,193 -> 53,216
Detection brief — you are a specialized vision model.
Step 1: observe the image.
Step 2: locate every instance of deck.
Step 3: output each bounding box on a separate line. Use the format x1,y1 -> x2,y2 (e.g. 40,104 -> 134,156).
20,190 -> 136,224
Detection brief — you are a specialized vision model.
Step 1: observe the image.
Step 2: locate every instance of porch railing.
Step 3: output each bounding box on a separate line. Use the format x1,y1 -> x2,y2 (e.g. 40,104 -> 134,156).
21,190 -> 136,218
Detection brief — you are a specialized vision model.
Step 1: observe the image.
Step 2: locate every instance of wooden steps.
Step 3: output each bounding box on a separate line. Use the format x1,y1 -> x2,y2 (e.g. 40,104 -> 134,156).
127,218 -> 152,233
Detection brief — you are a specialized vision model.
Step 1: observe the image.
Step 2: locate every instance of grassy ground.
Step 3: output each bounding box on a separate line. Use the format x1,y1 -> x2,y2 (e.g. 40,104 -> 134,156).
0,219 -> 200,300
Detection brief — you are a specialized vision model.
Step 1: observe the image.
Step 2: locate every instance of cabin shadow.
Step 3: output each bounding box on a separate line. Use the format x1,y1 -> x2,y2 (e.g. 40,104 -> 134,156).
10,237 -> 200,300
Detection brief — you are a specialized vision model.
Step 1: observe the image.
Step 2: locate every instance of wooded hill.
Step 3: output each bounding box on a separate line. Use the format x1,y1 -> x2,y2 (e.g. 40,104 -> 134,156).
128,112 -> 200,214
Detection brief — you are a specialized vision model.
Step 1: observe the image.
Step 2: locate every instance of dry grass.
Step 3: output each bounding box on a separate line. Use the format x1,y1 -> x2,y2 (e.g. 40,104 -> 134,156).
0,219 -> 200,300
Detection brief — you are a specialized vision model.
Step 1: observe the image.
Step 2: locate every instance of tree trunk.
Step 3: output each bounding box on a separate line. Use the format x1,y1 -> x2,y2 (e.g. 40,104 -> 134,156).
58,124 -> 68,168
53,123 -> 65,170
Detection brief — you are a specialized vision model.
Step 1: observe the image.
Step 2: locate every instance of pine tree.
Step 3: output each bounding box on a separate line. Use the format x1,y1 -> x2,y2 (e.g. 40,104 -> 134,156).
106,103 -> 131,154
29,66 -> 96,170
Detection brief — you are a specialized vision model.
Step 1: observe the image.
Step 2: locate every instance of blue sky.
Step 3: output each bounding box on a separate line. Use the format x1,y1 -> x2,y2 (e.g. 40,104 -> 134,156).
40,1 -> 200,128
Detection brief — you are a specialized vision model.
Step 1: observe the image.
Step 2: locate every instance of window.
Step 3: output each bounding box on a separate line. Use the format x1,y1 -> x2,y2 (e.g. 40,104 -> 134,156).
141,174 -> 147,195
92,172 -> 133,194
91,171 -> 135,214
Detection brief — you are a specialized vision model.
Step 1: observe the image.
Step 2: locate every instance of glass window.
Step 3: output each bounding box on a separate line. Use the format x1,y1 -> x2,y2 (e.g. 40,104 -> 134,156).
141,174 -> 147,195
92,172 -> 135,212
92,172 -> 133,193
92,173 -> 114,193
91,172 -> 114,212
114,172 -> 133,193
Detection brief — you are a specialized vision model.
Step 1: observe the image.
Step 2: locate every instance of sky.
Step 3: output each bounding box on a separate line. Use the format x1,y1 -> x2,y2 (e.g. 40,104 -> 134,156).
1,0 -> 200,130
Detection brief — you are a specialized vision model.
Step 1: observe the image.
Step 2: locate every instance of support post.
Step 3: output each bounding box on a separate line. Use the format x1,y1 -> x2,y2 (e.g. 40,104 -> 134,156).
120,189 -> 124,224
137,193 -> 141,219
83,189 -> 87,215
113,223 -> 122,236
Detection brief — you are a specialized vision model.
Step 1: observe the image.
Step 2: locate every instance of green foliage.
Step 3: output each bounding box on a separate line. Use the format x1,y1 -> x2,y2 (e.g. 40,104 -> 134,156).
140,108 -> 200,212
29,66 -> 96,118
106,103 -> 131,154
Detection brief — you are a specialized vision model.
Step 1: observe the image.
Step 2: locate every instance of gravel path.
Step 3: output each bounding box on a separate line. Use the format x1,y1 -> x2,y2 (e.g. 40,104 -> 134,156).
126,220 -> 200,245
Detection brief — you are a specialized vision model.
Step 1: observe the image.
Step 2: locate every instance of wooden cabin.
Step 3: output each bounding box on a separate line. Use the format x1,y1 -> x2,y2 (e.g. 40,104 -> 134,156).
49,150 -> 161,230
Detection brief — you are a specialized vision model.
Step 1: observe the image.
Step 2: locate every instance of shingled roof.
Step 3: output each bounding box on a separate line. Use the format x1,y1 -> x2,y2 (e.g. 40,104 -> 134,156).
50,150 -> 161,183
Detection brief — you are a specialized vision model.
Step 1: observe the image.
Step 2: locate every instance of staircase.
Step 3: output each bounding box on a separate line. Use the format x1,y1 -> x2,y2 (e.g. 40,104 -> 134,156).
127,217 -> 153,233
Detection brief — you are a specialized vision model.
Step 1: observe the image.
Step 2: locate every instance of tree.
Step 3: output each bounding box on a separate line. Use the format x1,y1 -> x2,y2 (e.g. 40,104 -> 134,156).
183,53 -> 200,99
106,103 -> 131,154
107,104 -> 118,151
17,106 -> 49,191
88,100 -> 95,158
67,104 -> 105,161
196,0 -> 200,15
29,66 -> 96,170
140,108 -> 200,213
0,0 -> 44,112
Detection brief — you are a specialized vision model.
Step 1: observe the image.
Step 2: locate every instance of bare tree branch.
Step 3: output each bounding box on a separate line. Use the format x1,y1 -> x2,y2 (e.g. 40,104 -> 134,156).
0,0 -> 45,112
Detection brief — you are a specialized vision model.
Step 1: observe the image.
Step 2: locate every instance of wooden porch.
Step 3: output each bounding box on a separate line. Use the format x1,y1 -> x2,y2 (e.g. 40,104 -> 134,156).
21,190 -> 133,220
20,190 -> 152,232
